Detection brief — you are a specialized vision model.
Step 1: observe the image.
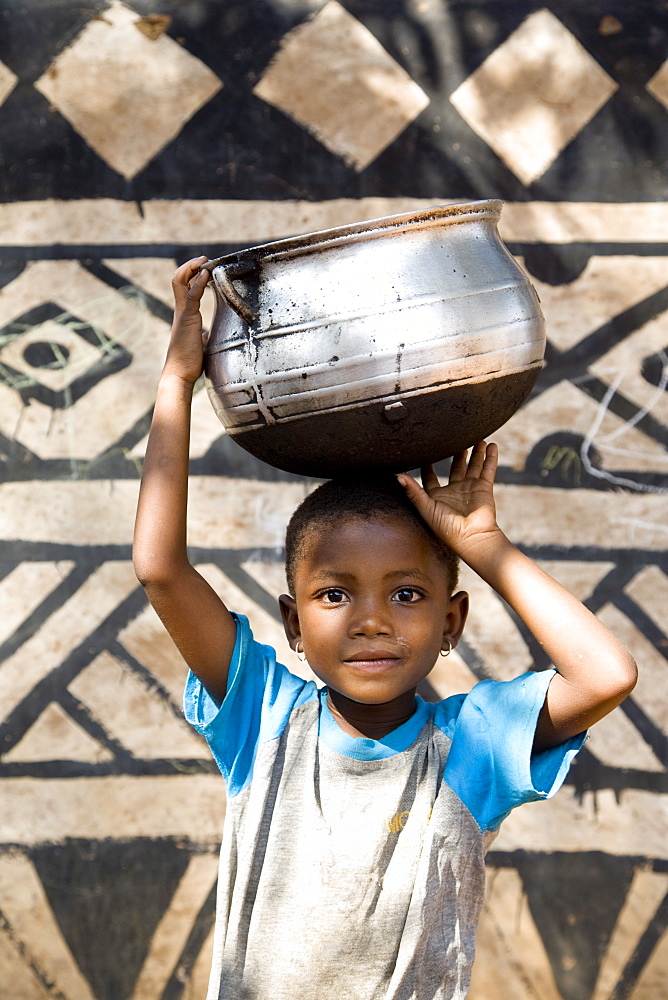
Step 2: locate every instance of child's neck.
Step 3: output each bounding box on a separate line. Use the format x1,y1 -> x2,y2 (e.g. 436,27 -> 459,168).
326,688 -> 418,740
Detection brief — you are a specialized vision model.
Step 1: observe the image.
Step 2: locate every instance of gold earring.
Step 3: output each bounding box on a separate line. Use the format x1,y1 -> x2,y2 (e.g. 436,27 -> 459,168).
295,640 -> 306,663
440,640 -> 452,657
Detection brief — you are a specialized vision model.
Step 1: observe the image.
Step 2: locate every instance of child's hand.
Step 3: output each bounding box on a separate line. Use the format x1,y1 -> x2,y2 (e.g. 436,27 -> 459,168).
163,256 -> 212,385
403,441 -> 637,752
398,442 -> 501,559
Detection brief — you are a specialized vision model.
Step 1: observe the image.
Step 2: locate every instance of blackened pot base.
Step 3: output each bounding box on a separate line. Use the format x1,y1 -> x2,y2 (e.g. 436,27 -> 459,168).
226,368 -> 539,478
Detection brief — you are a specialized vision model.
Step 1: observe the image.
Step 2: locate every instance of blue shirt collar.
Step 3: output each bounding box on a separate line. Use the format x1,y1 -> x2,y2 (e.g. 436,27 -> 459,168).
317,687 -> 431,760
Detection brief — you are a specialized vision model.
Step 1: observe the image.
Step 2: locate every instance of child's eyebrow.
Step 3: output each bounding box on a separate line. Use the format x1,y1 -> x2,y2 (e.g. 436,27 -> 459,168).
309,569 -> 433,583
309,570 -> 355,582
383,569 -> 433,583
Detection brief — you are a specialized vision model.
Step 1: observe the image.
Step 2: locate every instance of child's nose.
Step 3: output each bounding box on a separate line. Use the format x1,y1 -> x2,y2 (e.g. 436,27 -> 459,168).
350,600 -> 392,637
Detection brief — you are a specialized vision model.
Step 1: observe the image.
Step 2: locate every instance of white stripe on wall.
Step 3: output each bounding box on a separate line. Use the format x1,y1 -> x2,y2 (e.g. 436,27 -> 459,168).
1,479 -> 665,549
1,775 -> 225,843
1,199 -> 667,246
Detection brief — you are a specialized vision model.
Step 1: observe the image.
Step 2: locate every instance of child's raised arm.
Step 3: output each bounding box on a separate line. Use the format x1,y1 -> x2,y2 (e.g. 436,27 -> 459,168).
133,258 -> 236,703
399,443 -> 637,753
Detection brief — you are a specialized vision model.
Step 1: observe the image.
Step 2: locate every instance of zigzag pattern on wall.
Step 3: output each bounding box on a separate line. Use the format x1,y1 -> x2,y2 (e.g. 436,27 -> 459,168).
1,231 -> 666,1000
1,1 -> 667,998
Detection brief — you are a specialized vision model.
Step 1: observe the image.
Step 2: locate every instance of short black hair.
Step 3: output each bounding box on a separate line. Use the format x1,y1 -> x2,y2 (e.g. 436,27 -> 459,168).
285,473 -> 459,595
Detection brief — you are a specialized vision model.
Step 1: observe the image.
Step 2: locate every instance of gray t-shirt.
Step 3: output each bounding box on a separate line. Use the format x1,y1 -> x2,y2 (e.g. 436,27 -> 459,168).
185,614 -> 584,1000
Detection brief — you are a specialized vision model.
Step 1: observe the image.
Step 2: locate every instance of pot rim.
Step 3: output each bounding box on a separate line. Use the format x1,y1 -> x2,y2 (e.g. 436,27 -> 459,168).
204,198 -> 503,269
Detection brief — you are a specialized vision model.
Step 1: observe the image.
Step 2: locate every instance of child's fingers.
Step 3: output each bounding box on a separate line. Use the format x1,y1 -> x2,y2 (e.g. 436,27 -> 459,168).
420,464 -> 440,493
181,269 -> 211,318
448,450 -> 469,483
175,256 -> 208,283
464,441 -> 488,479
397,473 -> 429,513
398,473 -> 446,533
189,259 -> 211,287
172,257 -> 209,309
186,265 -> 211,303
479,441 -> 499,483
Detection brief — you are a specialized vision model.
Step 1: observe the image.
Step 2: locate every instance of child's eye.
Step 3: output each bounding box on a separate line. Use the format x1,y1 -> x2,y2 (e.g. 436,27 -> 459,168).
320,588 -> 347,604
392,587 -> 423,603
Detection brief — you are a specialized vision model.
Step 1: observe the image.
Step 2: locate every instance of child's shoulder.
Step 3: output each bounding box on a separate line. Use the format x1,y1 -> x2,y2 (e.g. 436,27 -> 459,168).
431,669 -> 557,740
428,691 -> 467,738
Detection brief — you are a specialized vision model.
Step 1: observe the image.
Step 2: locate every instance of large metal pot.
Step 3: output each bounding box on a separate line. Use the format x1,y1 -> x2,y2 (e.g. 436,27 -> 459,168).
204,200 -> 545,477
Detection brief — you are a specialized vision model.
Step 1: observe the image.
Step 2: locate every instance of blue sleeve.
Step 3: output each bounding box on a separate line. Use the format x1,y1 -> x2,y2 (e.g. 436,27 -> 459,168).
183,614 -> 318,797
442,669 -> 586,831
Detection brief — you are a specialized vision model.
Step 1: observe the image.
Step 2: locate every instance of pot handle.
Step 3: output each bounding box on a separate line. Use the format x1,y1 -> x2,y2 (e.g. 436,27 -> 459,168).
205,259 -> 257,325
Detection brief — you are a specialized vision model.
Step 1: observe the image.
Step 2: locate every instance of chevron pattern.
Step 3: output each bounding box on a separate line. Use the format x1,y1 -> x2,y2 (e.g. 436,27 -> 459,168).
1,2 -> 667,998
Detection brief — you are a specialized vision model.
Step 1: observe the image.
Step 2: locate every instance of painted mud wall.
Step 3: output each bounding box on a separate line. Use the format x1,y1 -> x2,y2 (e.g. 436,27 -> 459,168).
0,1 -> 667,998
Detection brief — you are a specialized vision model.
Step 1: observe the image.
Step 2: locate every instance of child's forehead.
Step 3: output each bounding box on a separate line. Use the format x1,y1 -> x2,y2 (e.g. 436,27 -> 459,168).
306,512 -> 417,539
297,515 -> 437,565
290,514 -> 455,594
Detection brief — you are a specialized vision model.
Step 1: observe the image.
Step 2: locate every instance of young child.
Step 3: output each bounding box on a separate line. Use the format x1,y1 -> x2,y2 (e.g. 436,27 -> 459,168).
133,257 -> 637,1000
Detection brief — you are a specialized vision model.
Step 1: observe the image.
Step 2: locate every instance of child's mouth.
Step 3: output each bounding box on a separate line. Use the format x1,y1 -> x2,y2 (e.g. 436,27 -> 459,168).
344,650 -> 403,671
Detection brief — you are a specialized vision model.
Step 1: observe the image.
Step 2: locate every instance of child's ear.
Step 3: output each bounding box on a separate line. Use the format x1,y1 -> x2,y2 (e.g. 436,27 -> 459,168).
444,590 -> 469,648
278,594 -> 301,646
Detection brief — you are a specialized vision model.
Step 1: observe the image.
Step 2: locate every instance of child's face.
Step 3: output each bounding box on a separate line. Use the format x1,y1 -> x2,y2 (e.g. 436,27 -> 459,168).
280,517 -> 468,705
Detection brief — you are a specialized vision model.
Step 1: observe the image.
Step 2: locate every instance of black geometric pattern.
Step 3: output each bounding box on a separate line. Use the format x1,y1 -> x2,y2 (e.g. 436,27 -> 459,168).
0,0 -> 667,204
0,301 -> 133,409
1,2 -> 667,999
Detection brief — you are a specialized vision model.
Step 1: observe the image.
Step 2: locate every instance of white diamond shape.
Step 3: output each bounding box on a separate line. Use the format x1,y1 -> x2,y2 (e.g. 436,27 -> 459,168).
647,58 -> 668,110
450,8 -> 618,186
34,0 -> 222,180
0,260 -> 170,461
0,60 -> 18,107
0,318 -> 105,393
253,0 -> 429,171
